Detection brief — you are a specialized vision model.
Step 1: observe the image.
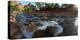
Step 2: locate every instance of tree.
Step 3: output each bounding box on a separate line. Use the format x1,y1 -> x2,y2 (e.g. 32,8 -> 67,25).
44,3 -> 55,9
35,2 -> 45,10
10,5 -> 19,12
34,2 -> 60,10
24,5 -> 32,13
54,3 -> 59,8
28,3 -> 37,10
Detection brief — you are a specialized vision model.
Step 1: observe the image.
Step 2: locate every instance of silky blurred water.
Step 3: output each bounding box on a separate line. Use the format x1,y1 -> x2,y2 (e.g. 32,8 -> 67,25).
15,13 -> 78,38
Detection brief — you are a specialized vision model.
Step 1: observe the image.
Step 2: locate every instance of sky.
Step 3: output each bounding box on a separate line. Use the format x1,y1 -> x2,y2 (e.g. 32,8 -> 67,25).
17,1 -> 63,7
18,1 -> 35,5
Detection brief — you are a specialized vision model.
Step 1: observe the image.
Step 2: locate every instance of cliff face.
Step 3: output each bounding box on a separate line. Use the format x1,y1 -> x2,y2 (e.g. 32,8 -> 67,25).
29,7 -> 77,18
27,7 -> 78,36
